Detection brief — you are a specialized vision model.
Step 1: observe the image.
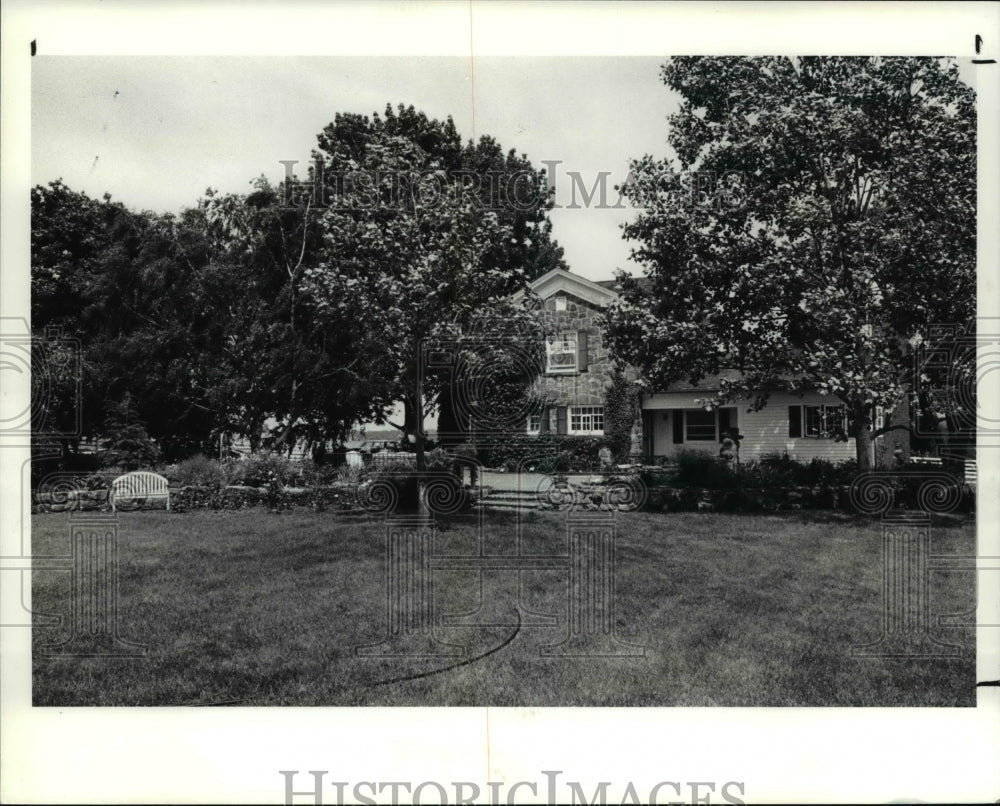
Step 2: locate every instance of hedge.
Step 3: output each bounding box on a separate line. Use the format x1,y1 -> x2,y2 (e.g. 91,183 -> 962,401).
475,434 -> 607,472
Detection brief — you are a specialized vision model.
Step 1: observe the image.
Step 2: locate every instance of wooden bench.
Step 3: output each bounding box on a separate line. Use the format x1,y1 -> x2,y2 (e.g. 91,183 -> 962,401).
110,471 -> 171,511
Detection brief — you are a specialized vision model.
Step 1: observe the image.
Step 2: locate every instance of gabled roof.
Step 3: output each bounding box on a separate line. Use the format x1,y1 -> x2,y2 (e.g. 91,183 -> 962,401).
655,370 -> 812,394
595,276 -> 655,295
514,268 -> 620,308
659,370 -> 747,392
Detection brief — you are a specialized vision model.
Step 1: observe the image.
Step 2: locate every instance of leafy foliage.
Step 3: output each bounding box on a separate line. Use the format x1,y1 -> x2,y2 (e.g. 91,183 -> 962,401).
475,434 -> 607,472
301,105 -> 563,461
31,104 -> 566,465
606,57 -> 976,469
101,397 -> 160,471
164,455 -> 230,489
603,371 -> 638,462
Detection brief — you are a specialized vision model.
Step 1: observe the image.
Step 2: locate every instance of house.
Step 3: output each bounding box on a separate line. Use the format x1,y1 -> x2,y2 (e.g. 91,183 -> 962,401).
639,372 -> 857,463
517,268 -> 909,465
512,269 -> 625,441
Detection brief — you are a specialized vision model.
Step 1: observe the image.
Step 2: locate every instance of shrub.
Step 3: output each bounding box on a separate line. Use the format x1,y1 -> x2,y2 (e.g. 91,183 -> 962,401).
228,453 -> 300,488
301,461 -> 349,487
674,450 -> 739,489
474,434 -> 605,472
604,371 -> 638,463
424,448 -> 456,472
169,485 -> 359,513
101,397 -> 161,471
165,455 -> 228,488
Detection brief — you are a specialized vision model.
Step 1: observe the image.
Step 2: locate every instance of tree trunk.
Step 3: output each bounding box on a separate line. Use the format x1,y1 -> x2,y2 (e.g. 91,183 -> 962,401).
414,361 -> 429,520
436,382 -> 469,447
854,412 -> 875,471
415,390 -> 425,472
400,396 -> 418,444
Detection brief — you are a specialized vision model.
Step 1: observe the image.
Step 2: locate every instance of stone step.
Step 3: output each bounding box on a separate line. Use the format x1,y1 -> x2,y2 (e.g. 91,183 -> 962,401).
477,500 -> 539,510
476,491 -> 542,509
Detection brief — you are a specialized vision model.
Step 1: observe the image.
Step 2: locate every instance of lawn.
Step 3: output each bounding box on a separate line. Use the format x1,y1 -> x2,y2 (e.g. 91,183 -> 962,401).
31,507 -> 976,706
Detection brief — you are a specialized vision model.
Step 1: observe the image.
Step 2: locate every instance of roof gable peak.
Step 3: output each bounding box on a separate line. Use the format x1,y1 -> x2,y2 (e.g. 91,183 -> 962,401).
520,268 -> 619,307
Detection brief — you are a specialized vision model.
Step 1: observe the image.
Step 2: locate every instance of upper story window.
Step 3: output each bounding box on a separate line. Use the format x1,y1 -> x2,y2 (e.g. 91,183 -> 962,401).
546,332 -> 578,373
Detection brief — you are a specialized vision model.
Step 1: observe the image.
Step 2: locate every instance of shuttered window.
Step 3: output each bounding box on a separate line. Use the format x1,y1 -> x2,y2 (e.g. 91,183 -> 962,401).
672,410 -> 684,443
803,405 -> 847,438
546,332 -> 577,373
556,406 -> 568,435
788,406 -> 802,438
685,409 -> 717,441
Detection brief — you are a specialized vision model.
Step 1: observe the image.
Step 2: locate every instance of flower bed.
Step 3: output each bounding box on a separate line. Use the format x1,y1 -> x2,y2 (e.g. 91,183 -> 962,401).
171,484 -> 361,513
641,483 -> 974,513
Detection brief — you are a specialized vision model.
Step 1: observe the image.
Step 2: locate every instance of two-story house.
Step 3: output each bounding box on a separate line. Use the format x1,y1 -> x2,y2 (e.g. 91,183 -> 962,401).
514,269 -> 621,438
517,268 -> 911,465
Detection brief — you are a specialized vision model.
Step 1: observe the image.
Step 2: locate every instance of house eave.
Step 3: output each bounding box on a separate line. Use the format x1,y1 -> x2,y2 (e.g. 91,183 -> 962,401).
513,268 -> 620,308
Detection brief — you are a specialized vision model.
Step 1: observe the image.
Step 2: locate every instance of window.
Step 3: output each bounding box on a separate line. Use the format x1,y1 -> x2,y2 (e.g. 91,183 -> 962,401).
546,332 -> 577,373
803,405 -> 847,438
685,409 -> 717,441
569,406 -> 604,434
672,407 -> 738,444
527,410 -> 557,434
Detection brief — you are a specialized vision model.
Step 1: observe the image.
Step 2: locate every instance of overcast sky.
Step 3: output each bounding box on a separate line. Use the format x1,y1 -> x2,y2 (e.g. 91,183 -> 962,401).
32,56 -> 679,281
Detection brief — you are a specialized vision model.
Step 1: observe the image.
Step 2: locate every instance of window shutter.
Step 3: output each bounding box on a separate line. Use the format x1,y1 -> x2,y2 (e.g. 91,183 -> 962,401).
538,406 -> 550,434
672,410 -> 684,443
718,408 -> 731,436
556,406 -> 568,435
577,331 -> 589,372
788,406 -> 802,438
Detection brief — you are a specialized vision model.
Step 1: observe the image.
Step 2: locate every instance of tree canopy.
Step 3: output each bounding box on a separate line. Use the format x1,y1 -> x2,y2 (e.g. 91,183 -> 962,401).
301,105 -> 561,462
30,104 -> 565,466
605,56 -> 976,468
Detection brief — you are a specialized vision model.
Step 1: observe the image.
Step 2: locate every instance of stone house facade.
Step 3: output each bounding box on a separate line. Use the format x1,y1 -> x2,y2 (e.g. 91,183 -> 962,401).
516,268 -> 911,465
514,269 -> 634,441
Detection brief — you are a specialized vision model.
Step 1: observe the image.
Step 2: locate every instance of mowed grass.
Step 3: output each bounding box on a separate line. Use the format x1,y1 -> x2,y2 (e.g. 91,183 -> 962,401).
31,508 -> 975,706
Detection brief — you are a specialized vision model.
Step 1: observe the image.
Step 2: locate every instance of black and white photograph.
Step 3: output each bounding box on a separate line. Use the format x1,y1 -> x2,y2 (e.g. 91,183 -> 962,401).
3,2 -> 999,804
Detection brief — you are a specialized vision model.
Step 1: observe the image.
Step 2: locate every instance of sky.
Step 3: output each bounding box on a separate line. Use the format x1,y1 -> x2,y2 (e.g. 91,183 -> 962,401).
31,55 -> 679,282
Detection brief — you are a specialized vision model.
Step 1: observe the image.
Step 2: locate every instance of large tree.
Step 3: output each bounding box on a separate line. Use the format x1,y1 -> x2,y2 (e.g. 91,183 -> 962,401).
606,57 -> 976,469
302,104 -> 563,466
189,181 -> 388,455
31,181 -> 223,461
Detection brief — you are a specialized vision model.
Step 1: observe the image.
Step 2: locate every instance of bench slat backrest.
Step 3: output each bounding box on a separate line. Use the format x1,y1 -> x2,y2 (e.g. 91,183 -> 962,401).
113,472 -> 168,495
111,472 -> 170,510
965,460 -> 977,487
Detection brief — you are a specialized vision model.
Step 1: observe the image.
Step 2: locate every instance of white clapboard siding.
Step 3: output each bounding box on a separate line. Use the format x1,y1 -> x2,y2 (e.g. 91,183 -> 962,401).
740,392 -> 856,461
644,390 -> 856,462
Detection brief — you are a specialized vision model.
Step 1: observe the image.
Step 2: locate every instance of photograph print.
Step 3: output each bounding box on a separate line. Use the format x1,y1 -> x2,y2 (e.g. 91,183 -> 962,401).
27,53 -> 979,708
